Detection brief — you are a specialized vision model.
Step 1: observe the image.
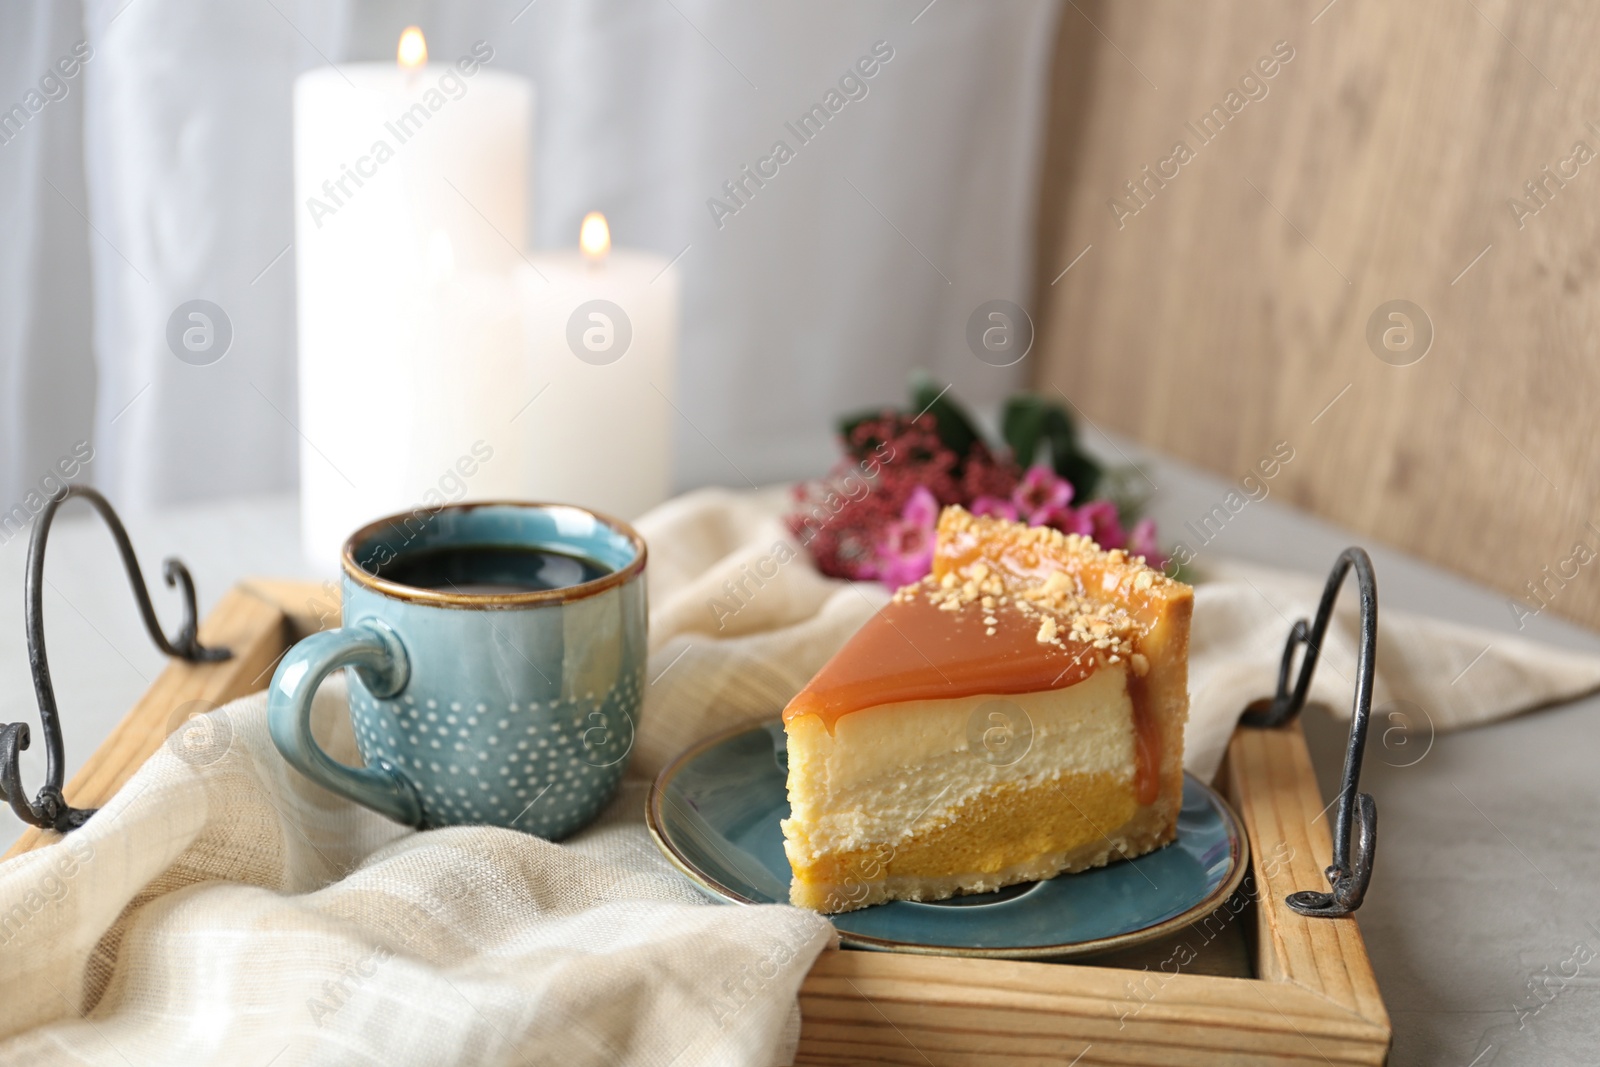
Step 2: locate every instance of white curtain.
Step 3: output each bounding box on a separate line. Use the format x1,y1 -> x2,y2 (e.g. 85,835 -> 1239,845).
1,0 -> 1060,512
0,2 -> 96,518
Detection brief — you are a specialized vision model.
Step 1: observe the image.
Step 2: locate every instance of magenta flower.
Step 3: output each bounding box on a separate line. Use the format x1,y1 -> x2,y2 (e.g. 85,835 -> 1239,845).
1076,500 -> 1127,550
1034,505 -> 1089,537
969,495 -> 1019,521
876,486 -> 939,586
1012,466 -> 1074,524
1129,518 -> 1166,569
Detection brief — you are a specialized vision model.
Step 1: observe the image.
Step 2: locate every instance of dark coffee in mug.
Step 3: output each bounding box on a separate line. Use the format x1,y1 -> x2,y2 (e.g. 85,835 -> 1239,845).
376,544 -> 612,595
269,502 -> 648,840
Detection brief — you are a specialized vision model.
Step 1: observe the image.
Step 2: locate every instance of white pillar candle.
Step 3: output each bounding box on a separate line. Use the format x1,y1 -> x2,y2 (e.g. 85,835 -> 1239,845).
293,29 -> 535,568
520,214 -> 680,522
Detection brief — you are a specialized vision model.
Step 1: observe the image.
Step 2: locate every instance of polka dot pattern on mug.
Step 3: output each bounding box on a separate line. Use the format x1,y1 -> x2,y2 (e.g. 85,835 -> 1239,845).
346,667 -> 643,840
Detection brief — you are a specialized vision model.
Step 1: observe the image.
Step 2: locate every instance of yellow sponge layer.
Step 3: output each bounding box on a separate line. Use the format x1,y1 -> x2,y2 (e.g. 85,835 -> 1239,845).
788,770 -> 1140,911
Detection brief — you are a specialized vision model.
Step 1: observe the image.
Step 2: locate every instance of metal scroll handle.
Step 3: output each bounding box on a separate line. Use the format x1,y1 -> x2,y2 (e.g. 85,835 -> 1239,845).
1240,547 -> 1377,918
0,486 -> 230,833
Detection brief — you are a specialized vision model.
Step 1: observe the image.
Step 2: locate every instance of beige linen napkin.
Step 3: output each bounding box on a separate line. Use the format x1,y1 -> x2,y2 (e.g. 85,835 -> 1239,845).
1184,558 -> 1600,778
2,487 -> 1598,1067
0,679 -> 835,1067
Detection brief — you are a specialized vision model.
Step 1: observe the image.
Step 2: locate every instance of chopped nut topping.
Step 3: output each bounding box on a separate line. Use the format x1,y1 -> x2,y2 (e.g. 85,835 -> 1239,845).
912,504 -> 1182,663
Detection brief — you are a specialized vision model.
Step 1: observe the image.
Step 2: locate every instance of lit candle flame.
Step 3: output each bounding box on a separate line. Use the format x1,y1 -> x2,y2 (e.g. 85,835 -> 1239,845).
580,212 -> 611,262
397,27 -> 427,70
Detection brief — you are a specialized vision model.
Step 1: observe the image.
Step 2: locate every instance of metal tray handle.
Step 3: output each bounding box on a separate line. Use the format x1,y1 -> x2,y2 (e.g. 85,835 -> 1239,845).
1240,546 -> 1378,918
0,486 -> 230,833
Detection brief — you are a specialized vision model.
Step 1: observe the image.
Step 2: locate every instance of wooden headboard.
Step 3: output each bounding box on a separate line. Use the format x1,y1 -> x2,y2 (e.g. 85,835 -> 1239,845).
1033,0 -> 1600,631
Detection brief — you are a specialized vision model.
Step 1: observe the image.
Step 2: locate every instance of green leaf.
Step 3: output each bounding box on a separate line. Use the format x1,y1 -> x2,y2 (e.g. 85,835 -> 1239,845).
1001,395 -> 1053,469
909,372 -> 981,458
1000,392 -> 1103,498
1041,400 -> 1101,498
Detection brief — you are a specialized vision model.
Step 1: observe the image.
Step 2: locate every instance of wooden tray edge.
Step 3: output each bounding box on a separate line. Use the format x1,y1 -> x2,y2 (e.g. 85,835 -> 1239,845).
3,579 -> 1392,1065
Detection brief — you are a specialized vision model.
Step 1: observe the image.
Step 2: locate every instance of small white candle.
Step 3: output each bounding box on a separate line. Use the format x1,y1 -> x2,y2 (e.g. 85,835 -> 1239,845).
293,28 -> 535,567
520,213 -> 680,521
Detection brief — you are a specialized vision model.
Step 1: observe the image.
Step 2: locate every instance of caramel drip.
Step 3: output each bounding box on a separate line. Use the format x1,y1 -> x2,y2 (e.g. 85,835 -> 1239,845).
782,581 -> 1162,802
782,589 -> 1101,728
1126,671 -> 1160,806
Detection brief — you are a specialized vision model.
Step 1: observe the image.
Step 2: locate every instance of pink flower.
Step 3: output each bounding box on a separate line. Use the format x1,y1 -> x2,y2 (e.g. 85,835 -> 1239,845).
1035,505 -> 1090,537
876,486 -> 939,586
1012,466 -> 1074,524
1076,500 -> 1127,550
969,495 -> 1019,521
902,484 -> 940,528
1129,518 -> 1167,569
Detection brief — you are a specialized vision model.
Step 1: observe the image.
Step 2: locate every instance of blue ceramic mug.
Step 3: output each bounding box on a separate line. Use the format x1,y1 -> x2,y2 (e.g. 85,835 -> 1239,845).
267,502 -> 646,840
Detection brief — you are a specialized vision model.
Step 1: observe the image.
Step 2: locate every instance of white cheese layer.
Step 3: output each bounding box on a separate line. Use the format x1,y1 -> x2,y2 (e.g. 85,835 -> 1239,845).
784,665 -> 1135,856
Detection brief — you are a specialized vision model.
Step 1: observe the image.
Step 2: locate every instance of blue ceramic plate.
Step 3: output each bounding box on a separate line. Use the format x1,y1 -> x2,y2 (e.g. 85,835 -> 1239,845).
646,721 -> 1248,959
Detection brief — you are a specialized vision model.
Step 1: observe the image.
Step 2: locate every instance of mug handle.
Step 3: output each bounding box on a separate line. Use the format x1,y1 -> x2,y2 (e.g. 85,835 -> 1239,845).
267,620 -> 423,827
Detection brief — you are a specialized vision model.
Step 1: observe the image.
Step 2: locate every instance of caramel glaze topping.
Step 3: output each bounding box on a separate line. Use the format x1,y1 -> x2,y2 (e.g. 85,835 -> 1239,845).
783,506 -> 1182,805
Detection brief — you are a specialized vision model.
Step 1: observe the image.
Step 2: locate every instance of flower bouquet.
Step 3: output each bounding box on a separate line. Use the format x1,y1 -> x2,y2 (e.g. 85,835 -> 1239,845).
787,374 -> 1163,585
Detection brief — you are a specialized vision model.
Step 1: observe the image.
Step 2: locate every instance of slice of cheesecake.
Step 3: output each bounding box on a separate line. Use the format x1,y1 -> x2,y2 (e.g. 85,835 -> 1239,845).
781,505 -> 1192,913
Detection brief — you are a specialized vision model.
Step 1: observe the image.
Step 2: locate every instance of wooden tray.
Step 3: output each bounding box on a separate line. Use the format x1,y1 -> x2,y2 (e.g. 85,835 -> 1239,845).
5,580 -> 1392,1064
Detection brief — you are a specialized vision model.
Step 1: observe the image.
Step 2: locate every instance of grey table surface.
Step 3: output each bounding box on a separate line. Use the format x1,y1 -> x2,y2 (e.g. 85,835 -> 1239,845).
1,447 -> 1595,1067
